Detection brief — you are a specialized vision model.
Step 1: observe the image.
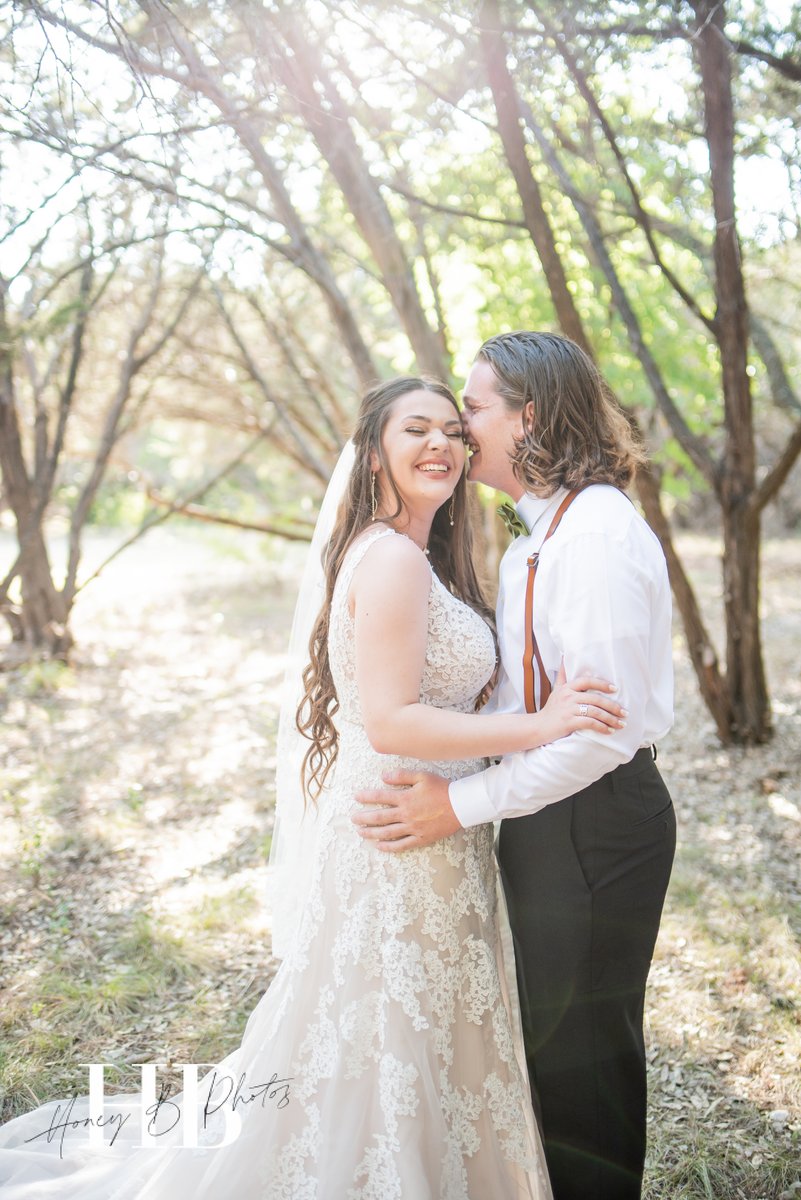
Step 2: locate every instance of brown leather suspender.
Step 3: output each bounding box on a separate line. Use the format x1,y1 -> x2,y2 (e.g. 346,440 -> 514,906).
523,487 -> 587,713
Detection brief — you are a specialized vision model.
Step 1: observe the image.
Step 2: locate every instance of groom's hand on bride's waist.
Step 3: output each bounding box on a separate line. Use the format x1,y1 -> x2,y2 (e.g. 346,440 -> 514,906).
352,770 -> 460,851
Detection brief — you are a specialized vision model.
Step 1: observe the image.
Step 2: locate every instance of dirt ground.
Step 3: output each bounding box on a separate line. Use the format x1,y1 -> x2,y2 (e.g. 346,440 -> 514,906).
1,524 -> 799,1198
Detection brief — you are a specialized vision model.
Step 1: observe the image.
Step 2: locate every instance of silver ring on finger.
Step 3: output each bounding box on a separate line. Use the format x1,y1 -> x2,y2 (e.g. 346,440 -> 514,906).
578,703 -> 589,717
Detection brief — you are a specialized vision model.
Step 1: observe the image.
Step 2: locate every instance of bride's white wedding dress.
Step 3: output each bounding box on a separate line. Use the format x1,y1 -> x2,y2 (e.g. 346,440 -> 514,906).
0,526 -> 551,1198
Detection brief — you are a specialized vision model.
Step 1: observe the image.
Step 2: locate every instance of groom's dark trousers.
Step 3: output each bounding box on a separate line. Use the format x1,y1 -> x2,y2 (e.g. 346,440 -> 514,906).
498,747 -> 676,1200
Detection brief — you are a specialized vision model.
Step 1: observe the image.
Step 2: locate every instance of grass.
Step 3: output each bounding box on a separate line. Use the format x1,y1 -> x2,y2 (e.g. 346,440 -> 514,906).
0,525 -> 799,1197
640,546 -> 801,1199
19,658 -> 75,698
0,904 -> 218,1110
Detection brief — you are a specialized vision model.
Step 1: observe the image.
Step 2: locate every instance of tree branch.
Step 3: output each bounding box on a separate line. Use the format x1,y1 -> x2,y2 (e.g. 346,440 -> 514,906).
750,314 -> 801,415
143,489 -> 316,541
531,5 -> 718,333
755,416 -> 801,511
271,8 -> 448,376
499,20 -> 687,42
385,180 -> 527,229
504,18 -> 801,83
212,283 -> 331,482
73,425 -> 277,596
516,93 -> 720,487
244,293 -> 345,451
21,0 -> 378,384
63,244 -> 206,600
0,553 -> 22,608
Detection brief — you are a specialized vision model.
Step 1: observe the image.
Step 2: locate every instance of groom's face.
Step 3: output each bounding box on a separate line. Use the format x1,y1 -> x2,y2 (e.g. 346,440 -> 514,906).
461,360 -> 528,501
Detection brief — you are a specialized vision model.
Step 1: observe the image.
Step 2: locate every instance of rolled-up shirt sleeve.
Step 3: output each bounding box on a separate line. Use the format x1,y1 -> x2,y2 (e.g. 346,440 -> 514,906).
450,525 -> 672,827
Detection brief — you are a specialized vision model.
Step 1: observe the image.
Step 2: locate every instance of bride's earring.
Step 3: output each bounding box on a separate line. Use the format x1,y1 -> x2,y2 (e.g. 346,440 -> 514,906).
448,496 -> 455,526
370,472 -> 377,520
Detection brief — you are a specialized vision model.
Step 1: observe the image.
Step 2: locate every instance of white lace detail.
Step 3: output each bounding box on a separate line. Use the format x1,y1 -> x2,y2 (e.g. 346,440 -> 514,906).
329,525 -> 497,726
0,524 -> 551,1199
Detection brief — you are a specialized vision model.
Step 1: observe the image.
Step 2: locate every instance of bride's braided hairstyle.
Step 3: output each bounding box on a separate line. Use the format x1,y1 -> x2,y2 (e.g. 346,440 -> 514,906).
297,376 -> 493,803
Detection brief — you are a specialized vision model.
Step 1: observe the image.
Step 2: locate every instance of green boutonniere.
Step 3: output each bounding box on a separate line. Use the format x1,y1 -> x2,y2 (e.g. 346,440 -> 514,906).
496,502 -> 529,539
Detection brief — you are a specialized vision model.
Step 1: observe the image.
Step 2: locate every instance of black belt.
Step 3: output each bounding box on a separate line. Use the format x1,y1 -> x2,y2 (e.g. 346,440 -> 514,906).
610,745 -> 658,778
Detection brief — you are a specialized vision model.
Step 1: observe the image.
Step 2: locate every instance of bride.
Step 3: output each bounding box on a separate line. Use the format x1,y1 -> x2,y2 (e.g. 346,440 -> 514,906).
0,375 -> 625,1198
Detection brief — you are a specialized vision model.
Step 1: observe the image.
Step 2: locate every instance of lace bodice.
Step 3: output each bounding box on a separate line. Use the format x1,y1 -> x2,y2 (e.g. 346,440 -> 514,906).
326,525 -> 497,790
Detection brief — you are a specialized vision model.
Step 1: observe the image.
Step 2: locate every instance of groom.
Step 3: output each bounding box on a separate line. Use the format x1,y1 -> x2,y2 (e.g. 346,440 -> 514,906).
352,331 -> 676,1200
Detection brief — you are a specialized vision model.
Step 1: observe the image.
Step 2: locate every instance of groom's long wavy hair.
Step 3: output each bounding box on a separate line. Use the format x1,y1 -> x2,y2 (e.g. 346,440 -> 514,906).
478,331 -> 645,493
297,376 -> 493,803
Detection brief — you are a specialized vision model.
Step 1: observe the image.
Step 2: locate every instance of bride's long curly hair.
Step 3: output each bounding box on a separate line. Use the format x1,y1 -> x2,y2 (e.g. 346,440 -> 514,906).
297,376 -> 493,803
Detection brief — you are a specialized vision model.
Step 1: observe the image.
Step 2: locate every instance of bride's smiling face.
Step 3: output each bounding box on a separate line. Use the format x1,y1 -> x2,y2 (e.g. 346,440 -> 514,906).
371,390 -> 466,519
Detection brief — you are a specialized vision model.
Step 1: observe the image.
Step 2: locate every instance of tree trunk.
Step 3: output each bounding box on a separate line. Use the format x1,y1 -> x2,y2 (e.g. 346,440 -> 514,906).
479,1 -> 591,353
721,499 -> 768,740
9,529 -> 72,658
693,0 -> 771,741
0,290 -> 72,658
136,0 -> 380,390
274,13 -> 450,379
635,464 -> 733,740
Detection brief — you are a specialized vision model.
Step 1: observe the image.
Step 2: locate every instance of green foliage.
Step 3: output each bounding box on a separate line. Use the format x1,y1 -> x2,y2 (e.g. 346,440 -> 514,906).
18,821 -> 47,885
4,0 -> 798,531
21,659 -> 75,697
82,477 -> 149,528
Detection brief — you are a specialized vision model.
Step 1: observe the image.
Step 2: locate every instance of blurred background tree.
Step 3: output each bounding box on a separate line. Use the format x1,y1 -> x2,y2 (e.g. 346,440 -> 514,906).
1,0 -> 799,746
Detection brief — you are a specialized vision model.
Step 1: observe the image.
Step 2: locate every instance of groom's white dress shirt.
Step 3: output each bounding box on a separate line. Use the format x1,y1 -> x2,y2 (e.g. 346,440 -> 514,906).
449,483 -> 674,827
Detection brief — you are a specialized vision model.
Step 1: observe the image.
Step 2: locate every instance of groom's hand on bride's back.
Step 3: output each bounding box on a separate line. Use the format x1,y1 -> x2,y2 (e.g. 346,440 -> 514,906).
352,769 -> 460,851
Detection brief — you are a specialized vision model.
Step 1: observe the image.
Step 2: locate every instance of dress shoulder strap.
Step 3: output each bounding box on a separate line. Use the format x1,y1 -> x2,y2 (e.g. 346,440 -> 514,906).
337,525 -> 398,592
